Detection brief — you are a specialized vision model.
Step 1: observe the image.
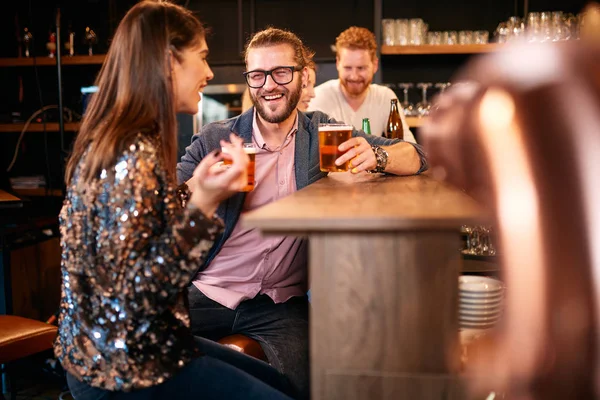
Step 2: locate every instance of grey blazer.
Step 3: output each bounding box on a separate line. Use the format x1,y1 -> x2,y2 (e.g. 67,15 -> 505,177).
177,108 -> 427,269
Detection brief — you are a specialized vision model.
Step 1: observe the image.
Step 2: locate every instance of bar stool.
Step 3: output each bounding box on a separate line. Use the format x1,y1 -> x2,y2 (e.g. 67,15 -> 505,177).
0,315 -> 58,400
218,334 -> 267,362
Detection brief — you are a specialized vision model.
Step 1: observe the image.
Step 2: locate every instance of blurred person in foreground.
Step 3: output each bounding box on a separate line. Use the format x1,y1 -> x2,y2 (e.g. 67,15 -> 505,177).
55,1 -> 293,399
420,4 -> 600,399
309,26 -> 416,141
178,26 -> 427,399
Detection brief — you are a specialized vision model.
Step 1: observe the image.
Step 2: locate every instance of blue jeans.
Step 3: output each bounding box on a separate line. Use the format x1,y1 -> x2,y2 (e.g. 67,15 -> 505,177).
67,336 -> 292,400
188,287 -> 310,400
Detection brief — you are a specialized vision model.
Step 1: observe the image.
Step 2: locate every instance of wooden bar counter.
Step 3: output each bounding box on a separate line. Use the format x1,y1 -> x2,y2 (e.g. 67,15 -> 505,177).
243,172 -> 485,400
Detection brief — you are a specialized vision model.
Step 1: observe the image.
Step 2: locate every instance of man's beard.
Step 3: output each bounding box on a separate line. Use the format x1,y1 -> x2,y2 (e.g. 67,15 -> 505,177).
341,77 -> 371,96
251,79 -> 302,123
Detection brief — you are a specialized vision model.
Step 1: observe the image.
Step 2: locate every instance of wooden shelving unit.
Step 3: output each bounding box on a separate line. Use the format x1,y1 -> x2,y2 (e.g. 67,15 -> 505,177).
381,44 -> 503,55
0,122 -> 80,133
406,117 -> 426,128
13,188 -> 64,197
0,55 -> 105,67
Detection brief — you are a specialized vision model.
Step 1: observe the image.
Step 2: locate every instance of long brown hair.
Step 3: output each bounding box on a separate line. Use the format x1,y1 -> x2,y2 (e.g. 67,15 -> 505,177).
65,0 -> 206,184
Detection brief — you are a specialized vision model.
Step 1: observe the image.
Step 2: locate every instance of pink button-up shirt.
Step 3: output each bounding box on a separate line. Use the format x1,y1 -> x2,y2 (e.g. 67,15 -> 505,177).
192,112 -> 308,309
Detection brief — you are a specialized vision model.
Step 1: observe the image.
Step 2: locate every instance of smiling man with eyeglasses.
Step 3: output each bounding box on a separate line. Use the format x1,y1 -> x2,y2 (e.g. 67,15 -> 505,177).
177,27 -> 427,400
243,64 -> 304,125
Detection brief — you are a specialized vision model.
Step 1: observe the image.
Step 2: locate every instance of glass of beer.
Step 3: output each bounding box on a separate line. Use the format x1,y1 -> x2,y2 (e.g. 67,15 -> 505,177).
318,123 -> 353,172
222,143 -> 257,191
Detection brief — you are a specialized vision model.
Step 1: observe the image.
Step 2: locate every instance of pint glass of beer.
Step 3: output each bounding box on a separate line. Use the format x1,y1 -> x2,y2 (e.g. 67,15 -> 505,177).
222,143 -> 257,191
318,123 -> 353,172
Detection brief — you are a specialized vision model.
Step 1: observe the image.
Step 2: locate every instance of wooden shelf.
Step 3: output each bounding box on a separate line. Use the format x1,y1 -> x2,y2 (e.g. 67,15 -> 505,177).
406,117 -> 426,128
13,188 -> 64,197
0,122 -> 80,132
381,44 -> 503,55
0,55 -> 105,67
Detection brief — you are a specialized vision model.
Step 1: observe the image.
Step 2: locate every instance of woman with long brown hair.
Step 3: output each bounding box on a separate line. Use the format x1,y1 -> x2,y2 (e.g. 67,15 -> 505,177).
56,1 -> 291,399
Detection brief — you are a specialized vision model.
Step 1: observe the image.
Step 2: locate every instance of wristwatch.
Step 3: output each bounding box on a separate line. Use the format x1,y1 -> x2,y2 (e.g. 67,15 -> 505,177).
368,145 -> 388,173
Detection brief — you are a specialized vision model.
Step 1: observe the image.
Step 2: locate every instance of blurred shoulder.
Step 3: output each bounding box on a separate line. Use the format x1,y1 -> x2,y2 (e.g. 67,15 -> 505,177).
121,134 -> 162,174
314,79 -> 340,96
370,83 -> 397,101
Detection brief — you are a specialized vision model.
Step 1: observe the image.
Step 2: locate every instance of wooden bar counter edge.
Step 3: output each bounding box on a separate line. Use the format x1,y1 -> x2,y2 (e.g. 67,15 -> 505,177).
242,172 -> 487,400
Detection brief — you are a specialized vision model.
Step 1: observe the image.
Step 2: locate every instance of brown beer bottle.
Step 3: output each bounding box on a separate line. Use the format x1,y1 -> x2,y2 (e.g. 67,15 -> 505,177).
385,99 -> 404,140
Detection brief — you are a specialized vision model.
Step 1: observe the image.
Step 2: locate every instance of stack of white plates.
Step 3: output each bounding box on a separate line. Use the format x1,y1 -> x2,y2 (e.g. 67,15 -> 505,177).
459,275 -> 504,330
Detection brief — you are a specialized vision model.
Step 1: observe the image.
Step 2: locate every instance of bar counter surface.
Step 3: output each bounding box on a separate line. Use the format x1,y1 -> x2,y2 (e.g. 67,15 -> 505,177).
243,172 -> 485,400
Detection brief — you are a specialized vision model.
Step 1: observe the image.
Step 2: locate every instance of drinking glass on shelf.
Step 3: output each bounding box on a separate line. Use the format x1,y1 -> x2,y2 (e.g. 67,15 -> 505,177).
526,12 -> 541,42
382,19 -> 396,45
474,31 -> 489,44
447,31 -> 458,45
564,13 -> 578,40
551,11 -> 565,41
415,82 -> 432,117
458,30 -> 473,44
395,19 -> 409,45
494,22 -> 509,43
409,18 -> 426,45
397,83 -> 415,116
540,12 -> 552,42
507,17 -> 525,41
427,31 -> 442,45
461,225 -> 497,256
577,12 -> 586,39
84,26 -> 98,56
441,31 -> 448,44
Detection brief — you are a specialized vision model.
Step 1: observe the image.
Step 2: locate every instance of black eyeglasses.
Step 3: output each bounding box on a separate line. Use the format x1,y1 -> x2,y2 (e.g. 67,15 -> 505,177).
243,66 -> 302,89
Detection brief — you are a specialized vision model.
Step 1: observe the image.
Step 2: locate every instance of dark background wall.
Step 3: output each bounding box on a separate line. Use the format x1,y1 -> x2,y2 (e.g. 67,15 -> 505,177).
0,0 -> 589,189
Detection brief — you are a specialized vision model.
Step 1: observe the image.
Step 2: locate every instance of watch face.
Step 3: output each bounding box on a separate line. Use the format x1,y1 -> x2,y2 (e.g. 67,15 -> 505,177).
378,147 -> 388,170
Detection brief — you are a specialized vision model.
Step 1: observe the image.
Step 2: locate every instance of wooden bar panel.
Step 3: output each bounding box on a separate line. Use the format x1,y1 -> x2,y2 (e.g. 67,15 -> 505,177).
310,232 -> 462,400
324,371 -> 466,400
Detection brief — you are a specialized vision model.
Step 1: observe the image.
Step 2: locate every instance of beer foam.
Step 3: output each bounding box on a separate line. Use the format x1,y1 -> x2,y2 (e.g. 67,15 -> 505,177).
319,124 -> 353,131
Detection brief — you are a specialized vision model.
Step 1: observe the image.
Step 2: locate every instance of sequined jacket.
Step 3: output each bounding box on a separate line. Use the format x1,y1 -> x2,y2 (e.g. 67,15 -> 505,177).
54,135 -> 223,391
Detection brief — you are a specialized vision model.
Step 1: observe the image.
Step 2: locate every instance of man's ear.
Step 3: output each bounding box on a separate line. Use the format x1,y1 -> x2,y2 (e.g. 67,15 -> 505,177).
372,56 -> 379,75
301,67 -> 309,87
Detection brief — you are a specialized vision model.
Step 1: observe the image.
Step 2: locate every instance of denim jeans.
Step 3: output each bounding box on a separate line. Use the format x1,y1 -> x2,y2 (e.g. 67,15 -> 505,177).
67,336 -> 292,400
188,286 -> 310,400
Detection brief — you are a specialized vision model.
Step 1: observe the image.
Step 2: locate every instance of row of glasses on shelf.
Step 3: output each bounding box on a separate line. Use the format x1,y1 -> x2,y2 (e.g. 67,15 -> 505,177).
384,82 -> 451,117
461,225 -> 497,256
382,18 -> 429,46
494,11 -> 584,43
425,30 -> 489,45
382,18 -> 490,46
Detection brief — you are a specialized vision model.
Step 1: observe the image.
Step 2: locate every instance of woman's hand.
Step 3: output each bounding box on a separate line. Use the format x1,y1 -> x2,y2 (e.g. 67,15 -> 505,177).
188,133 -> 249,217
